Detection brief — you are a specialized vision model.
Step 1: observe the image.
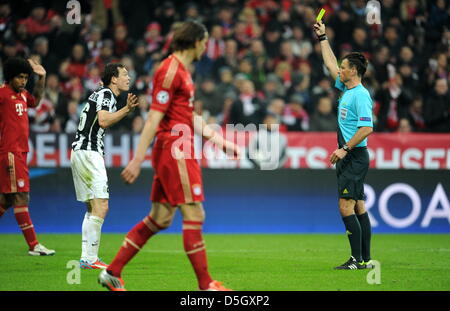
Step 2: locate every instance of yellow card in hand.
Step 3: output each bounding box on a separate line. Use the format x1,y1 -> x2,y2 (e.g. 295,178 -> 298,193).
316,8 -> 326,22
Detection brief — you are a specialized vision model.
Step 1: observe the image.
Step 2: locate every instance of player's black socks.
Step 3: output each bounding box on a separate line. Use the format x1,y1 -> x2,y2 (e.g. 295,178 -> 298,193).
342,214 -> 362,262
357,212 -> 372,262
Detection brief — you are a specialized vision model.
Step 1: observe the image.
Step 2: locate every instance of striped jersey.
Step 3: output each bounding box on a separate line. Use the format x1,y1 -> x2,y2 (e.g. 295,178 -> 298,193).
72,87 -> 117,155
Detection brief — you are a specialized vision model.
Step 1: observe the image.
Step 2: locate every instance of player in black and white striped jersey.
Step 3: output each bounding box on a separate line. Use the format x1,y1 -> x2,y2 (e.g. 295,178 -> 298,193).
72,86 -> 116,154
70,63 -> 138,269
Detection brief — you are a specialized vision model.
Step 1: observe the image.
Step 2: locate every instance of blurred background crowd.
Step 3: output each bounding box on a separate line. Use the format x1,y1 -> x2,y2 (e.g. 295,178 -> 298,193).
0,0 -> 449,134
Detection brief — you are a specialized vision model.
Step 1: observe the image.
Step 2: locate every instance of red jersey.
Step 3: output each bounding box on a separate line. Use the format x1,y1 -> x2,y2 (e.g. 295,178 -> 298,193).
0,84 -> 36,153
150,54 -> 195,151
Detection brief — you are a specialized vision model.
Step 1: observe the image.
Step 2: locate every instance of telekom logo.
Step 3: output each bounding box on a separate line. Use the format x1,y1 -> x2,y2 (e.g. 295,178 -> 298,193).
16,103 -> 24,116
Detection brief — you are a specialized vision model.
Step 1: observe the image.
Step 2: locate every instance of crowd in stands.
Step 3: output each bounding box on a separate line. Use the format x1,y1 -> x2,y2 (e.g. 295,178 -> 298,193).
1,0 -> 449,134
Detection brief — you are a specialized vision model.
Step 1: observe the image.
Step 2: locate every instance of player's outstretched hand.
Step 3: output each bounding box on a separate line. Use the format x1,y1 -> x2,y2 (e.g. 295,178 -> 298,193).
126,93 -> 139,112
313,20 -> 325,37
222,140 -> 241,160
121,158 -> 141,184
27,58 -> 46,77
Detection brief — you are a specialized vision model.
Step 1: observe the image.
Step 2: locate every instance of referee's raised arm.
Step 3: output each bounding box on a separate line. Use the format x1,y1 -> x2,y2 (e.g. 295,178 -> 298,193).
313,21 -> 339,80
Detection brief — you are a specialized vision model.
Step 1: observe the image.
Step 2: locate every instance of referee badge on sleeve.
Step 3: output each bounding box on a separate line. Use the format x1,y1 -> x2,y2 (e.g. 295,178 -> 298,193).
340,108 -> 348,120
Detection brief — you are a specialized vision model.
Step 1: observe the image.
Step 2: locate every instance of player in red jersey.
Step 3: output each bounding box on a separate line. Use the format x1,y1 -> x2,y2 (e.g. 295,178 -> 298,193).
0,57 -> 55,256
98,21 -> 240,291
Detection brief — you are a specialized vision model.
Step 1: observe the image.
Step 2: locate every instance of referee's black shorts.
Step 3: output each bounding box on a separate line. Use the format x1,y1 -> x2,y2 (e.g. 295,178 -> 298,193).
336,147 -> 369,200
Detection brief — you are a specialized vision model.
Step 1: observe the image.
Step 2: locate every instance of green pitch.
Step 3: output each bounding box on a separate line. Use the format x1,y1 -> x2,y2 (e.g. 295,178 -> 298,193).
0,233 -> 449,291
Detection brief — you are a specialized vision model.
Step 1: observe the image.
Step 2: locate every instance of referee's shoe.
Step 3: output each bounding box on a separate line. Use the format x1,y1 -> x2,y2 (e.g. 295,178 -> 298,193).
334,256 -> 367,270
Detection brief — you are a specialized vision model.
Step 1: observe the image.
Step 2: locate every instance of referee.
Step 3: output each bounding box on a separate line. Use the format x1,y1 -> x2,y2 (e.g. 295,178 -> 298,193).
313,20 -> 374,270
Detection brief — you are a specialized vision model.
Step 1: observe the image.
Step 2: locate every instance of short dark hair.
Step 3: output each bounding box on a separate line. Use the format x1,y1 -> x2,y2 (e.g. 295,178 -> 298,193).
171,21 -> 207,52
342,52 -> 368,77
101,63 -> 125,86
3,57 -> 33,83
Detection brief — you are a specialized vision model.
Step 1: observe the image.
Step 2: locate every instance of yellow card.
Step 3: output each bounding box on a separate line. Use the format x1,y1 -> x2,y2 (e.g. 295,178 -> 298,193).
316,8 -> 326,22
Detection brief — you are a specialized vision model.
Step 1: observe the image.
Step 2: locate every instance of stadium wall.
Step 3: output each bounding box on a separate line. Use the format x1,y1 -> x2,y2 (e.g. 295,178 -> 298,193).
0,169 -> 449,234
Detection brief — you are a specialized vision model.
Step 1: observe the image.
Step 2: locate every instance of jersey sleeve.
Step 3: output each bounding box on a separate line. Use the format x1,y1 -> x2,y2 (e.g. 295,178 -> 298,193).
96,90 -> 114,112
150,60 -> 179,113
334,75 -> 345,91
356,91 -> 373,128
24,90 -> 36,108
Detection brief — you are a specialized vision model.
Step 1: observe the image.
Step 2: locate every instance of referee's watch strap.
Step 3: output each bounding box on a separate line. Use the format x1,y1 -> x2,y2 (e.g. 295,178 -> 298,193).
318,34 -> 328,41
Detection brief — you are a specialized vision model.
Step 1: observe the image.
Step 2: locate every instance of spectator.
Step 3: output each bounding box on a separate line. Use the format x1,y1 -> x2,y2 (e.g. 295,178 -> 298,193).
184,2 -> 203,23
196,78 -> 223,118
44,73 -> 68,121
92,39 -> 115,73
309,96 -> 338,132
21,3 -> 54,37
267,97 -> 287,132
67,44 -> 88,79
245,39 -> 267,89
33,36 -> 58,74
12,20 -> 32,56
289,25 -> 313,60
155,1 -> 177,36
220,91 -> 237,125
64,100 -> 80,134
423,78 -> 450,132
262,73 -> 286,103
282,94 -> 309,131
144,22 -> 163,57
83,64 -> 102,94
397,118 -> 413,133
350,27 -> 371,54
310,77 -> 335,115
0,2 -> 12,40
229,79 -> 266,127
286,63 -> 312,111
28,97 -> 55,133
273,41 -> 302,72
382,25 -> 403,56
374,73 -> 410,132
91,0 -> 123,36
216,67 -> 238,98
247,112 -> 288,170
232,20 -> 252,53
263,23 -> 283,59
215,6 -> 234,37
1,39 -> 17,61
113,24 -> 131,58
212,39 -> 239,79
372,45 -> 391,85
85,25 -> 103,60
328,8 -> 354,48
407,96 -> 426,131
197,24 -> 225,78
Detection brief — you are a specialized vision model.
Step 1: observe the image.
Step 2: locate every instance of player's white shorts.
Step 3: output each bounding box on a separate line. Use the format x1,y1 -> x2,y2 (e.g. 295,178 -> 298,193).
70,149 -> 109,202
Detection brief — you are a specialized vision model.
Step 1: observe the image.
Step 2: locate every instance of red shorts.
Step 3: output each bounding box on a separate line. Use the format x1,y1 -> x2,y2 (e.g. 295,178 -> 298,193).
0,152 -> 29,194
150,144 -> 204,206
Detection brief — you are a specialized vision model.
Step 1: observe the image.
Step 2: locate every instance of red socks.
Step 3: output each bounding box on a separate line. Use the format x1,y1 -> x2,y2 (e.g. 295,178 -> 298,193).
108,215 -> 157,277
14,206 -> 38,250
108,216 -> 213,290
183,221 -> 213,290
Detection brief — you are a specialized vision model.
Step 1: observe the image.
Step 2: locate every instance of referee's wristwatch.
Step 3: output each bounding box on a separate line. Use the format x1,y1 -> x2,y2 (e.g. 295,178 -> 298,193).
342,144 -> 351,152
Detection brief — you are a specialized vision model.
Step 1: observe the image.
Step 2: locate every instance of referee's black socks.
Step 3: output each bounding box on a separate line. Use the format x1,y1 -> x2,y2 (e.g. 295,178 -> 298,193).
342,214 -> 362,262
357,212 -> 372,262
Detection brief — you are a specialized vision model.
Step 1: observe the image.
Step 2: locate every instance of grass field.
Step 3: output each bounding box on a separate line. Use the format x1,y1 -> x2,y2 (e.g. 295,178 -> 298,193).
0,233 -> 449,291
